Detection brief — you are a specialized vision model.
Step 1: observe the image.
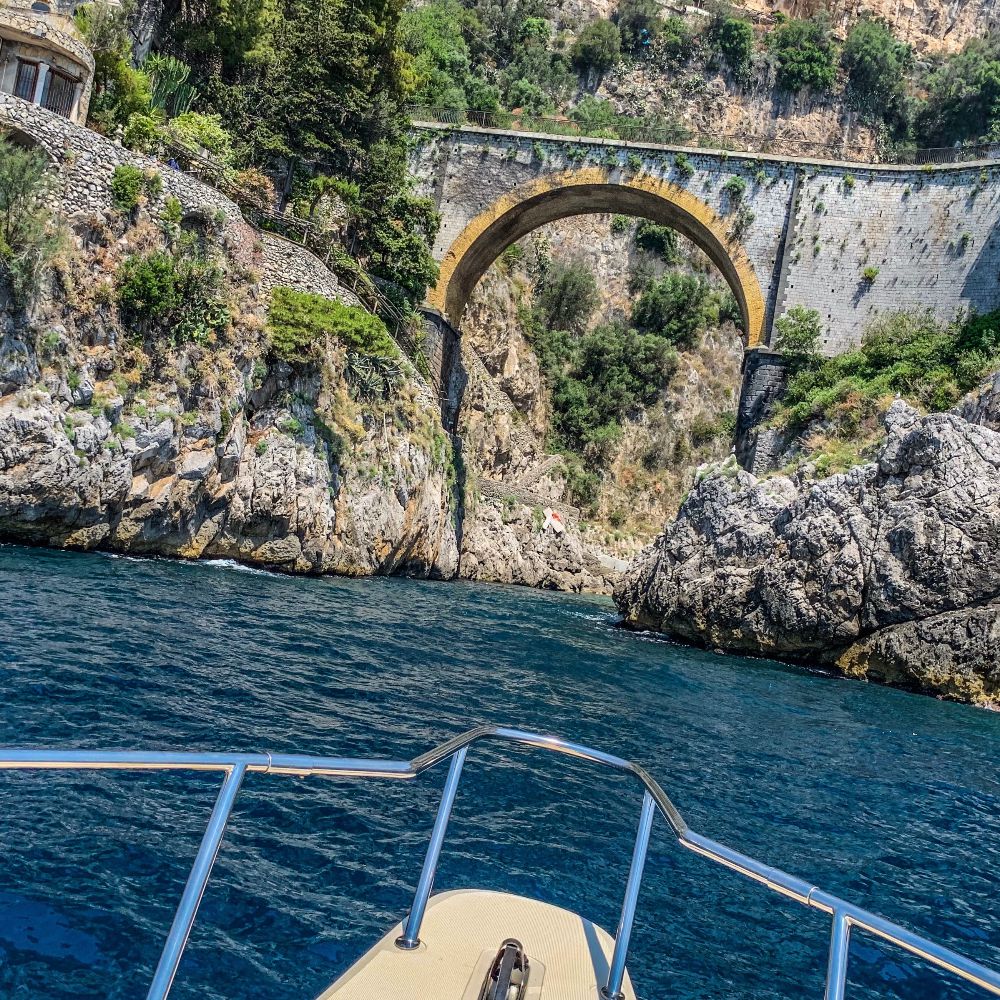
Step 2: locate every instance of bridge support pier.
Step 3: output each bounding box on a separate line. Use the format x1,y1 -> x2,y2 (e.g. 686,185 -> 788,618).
735,349 -> 792,474
418,308 -> 465,432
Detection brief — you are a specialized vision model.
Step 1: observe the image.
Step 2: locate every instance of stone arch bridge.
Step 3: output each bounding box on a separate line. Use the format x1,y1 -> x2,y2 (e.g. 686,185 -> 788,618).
409,124 -> 1000,467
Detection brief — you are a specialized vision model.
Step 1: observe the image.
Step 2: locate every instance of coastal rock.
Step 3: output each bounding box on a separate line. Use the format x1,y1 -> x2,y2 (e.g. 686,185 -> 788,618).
614,399 -> 1000,705
460,499 -> 615,592
836,604 -> 1000,708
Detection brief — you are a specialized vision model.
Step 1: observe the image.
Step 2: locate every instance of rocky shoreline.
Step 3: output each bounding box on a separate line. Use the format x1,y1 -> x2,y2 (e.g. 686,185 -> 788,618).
614,383 -> 1000,708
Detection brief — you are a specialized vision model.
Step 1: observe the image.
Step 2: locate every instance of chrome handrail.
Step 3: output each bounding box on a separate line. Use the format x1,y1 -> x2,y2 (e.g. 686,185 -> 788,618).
1,726 -> 998,1000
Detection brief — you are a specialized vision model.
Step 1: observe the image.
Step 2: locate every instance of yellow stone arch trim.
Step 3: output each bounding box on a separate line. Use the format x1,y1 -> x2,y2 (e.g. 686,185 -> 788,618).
427,166 -> 766,348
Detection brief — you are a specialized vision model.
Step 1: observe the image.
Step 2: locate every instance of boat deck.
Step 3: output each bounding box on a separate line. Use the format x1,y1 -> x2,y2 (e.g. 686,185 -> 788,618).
316,889 -> 637,1000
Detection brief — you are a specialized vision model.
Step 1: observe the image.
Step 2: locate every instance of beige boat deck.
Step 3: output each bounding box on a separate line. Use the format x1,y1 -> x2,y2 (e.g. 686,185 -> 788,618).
315,889 -> 637,1000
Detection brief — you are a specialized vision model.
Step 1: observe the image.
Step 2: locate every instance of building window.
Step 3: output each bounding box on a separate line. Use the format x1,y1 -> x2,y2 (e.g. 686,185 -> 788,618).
43,71 -> 76,118
14,60 -> 39,102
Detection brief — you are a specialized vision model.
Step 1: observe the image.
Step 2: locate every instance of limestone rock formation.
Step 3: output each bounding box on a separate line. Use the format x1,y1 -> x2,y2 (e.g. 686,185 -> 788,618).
614,396 -> 1000,706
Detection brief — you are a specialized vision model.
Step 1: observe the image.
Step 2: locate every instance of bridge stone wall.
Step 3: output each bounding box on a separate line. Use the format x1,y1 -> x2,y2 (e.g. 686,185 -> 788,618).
411,126 -> 1000,355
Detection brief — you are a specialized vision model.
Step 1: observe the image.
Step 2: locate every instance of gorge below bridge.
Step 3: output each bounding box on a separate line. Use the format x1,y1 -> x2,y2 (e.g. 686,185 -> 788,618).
409,123 -> 1000,468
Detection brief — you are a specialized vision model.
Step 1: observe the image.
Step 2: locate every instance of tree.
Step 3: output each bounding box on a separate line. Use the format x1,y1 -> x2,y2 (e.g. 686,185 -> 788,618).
536,258 -> 599,333
634,221 -> 680,263
773,305 -> 822,368
76,0 -> 152,132
615,0 -> 663,55
771,16 -> 838,94
711,15 -> 754,83
915,33 -> 1000,146
842,16 -> 912,128
632,273 -> 711,346
571,20 -> 622,86
0,137 -> 62,307
400,0 -> 475,109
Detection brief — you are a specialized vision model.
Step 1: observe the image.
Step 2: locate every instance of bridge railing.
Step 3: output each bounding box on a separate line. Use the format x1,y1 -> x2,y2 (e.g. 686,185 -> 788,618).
409,105 -> 1000,166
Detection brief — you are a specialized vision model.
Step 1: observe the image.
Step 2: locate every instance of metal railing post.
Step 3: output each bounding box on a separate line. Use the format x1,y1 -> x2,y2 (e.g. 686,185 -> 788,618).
824,909 -> 852,1000
396,747 -> 467,949
146,763 -> 246,1000
603,790 -> 657,1000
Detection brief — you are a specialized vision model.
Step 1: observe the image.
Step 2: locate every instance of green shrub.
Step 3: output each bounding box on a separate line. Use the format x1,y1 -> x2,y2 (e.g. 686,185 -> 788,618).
161,196 -> 183,225
842,15 -> 911,128
862,265 -> 880,282
656,15 -> 694,67
615,0 -> 663,53
571,20 -> 622,80
673,151 -> 694,180
634,221 -> 680,262
117,251 -> 179,321
722,175 -> 747,207
632,273 -> 712,347
773,305 -> 822,367
774,310 -> 1000,431
267,286 -> 398,363
569,96 -> 619,136
914,34 -> 1000,146
711,15 -> 755,82
771,16 -> 838,93
122,112 -> 162,153
165,111 -> 234,162
110,164 -> 145,212
610,214 -> 631,234
535,258 -> 599,334
116,240 -> 229,344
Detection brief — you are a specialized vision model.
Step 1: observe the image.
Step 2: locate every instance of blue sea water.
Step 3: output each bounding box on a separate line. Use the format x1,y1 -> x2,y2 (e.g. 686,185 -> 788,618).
0,543 -> 998,1000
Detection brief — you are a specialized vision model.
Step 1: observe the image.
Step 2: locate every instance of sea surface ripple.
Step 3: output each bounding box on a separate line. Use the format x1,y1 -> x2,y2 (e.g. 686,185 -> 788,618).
0,544 -> 998,999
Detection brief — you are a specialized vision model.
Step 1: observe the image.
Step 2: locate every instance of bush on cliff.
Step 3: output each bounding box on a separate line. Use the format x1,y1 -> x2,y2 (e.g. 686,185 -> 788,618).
775,309 -> 1000,432
632,273 -> 713,347
535,258 -> 600,333
710,14 -> 755,83
572,20 -> 622,85
540,321 -> 678,466
915,33 -> 1000,146
116,237 -> 230,345
771,15 -> 838,94
267,287 -> 398,364
842,15 -> 912,130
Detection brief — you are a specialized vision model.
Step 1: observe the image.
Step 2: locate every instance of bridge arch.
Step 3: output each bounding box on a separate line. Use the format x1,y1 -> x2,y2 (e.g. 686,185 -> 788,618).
426,166 -> 767,348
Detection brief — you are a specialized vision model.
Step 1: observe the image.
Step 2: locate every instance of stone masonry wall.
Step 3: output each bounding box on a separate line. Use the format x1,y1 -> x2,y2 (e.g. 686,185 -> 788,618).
411,125 -> 1000,355
1,93 -> 241,223
735,349 -> 792,472
0,94 -> 364,308
779,167 -> 1000,353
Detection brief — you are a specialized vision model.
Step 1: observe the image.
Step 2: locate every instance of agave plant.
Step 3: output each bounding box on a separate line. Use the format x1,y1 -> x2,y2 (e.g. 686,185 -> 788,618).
345,352 -> 404,401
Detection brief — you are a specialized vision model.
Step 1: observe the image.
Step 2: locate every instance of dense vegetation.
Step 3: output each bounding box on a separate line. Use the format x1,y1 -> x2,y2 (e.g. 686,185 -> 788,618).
519,222 -> 738,504
397,0 -> 1000,150
772,307 -> 1000,473
73,0 -> 440,304
267,287 -> 399,361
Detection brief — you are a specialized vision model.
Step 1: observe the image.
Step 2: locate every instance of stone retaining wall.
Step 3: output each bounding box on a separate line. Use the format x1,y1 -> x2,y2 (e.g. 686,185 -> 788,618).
477,476 -> 580,522
0,94 -> 373,312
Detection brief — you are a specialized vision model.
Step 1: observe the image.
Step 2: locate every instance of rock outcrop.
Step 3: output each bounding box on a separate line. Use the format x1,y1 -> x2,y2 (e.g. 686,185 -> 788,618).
614,396 -> 1000,706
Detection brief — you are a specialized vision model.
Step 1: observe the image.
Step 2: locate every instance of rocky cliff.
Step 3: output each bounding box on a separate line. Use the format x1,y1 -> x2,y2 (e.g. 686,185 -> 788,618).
614,387 -> 1000,707
0,151 -> 618,591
